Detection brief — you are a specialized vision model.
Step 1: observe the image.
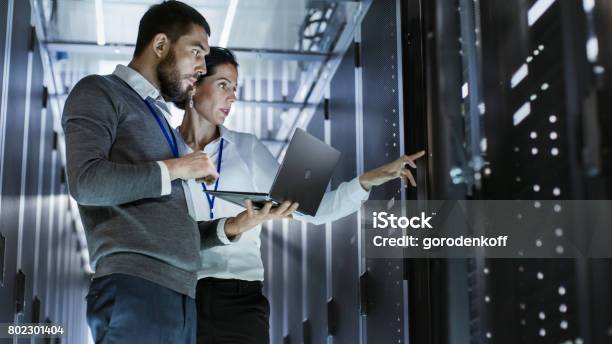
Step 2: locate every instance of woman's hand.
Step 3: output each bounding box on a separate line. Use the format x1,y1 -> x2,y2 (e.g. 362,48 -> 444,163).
224,200 -> 299,239
358,150 -> 426,191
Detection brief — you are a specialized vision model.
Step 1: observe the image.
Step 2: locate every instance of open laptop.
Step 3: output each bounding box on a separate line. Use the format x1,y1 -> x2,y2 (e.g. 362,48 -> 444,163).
203,128 -> 341,216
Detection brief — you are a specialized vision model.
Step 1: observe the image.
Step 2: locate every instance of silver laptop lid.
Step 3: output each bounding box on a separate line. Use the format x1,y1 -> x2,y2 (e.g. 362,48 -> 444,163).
269,128 -> 341,216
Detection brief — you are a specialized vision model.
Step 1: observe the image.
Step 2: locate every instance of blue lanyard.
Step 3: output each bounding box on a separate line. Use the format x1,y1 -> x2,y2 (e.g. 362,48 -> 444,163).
115,76 -> 179,158
143,98 -> 179,158
201,138 -> 224,219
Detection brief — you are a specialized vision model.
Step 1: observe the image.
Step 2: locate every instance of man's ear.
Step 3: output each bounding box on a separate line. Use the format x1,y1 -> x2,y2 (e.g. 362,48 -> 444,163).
151,33 -> 170,59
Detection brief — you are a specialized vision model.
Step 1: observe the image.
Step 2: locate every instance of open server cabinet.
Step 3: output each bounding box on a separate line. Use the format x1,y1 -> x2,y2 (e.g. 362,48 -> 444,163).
403,0 -> 612,344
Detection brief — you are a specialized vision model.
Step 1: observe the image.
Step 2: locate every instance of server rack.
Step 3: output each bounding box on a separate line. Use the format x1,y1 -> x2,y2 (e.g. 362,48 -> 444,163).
401,0 -> 612,343
0,1 -> 90,342
265,1 -> 412,343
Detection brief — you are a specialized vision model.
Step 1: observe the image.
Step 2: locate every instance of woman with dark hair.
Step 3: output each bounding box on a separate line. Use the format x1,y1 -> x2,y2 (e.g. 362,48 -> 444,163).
175,46 -> 425,344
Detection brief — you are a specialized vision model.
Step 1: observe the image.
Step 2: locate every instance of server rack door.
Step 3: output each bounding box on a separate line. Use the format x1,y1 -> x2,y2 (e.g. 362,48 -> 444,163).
475,1 -> 596,343
0,0 -> 32,324
589,2 -> 612,342
360,0 -> 409,342
266,220 -> 285,344
32,95 -> 53,327
286,220 -> 304,343
44,153 -> 62,322
52,195 -> 66,325
58,210 -> 73,326
16,30 -> 45,325
261,223 -> 271,339
50,189 -> 67,325
262,223 -> 270,297
594,1 -> 612,199
305,108 -> 328,344
0,0 -> 10,323
329,41 -> 360,344
406,0 -> 612,343
0,0 -> 7,97
30,44 -> 51,327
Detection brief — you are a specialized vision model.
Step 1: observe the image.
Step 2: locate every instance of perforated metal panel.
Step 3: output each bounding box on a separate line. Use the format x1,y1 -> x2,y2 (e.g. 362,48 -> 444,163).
34,93 -> 54,325
46,154 -> 63,322
361,0 -> 408,342
17,33 -> 45,325
265,221 -> 285,343
303,219 -> 328,344
0,0 -> 33,323
329,41 -> 361,344
286,220 -> 304,343
304,106 -> 328,344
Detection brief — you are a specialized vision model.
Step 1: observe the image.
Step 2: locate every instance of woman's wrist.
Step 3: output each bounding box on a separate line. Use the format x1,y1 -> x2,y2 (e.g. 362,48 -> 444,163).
224,217 -> 242,240
359,173 -> 373,191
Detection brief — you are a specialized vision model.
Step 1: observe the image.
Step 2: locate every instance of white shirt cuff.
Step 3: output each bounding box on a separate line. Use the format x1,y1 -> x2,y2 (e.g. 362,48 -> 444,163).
216,218 -> 241,244
156,161 -> 172,196
348,176 -> 371,201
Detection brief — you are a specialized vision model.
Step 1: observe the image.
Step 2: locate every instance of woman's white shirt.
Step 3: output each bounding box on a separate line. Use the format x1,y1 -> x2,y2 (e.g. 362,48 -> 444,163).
179,125 -> 369,281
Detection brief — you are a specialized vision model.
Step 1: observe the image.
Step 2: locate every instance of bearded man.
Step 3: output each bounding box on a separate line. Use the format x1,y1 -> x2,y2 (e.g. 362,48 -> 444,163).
62,2 -> 295,342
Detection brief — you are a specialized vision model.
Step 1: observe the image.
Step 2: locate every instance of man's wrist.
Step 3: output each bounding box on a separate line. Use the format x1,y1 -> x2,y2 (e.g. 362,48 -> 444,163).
162,159 -> 178,181
156,161 -> 172,196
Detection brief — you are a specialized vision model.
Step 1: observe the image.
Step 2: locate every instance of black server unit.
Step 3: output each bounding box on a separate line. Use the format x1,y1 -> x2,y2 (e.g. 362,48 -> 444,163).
477,1 -> 612,342
401,0 -> 612,343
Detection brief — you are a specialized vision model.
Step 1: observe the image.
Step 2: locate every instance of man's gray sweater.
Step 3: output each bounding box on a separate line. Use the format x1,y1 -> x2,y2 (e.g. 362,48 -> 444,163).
62,74 -> 224,298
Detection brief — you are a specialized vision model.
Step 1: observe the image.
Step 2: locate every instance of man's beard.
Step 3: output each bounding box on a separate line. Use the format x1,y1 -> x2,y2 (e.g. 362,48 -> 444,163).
157,50 -> 187,102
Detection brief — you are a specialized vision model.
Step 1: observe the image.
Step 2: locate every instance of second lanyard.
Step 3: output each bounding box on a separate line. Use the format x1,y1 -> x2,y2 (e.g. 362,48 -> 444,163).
201,138 -> 225,219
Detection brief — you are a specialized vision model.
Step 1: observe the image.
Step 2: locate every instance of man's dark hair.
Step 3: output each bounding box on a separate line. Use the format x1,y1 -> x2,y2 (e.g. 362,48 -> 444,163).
174,47 -> 239,109
134,1 -> 211,57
